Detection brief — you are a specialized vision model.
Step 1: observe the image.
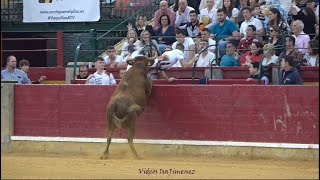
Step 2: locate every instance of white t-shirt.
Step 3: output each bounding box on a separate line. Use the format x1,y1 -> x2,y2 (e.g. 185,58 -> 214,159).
240,17 -> 264,36
88,71 -> 116,85
196,51 -> 216,67
261,55 -> 279,66
160,49 -> 184,69
172,37 -> 195,61
103,55 -> 124,64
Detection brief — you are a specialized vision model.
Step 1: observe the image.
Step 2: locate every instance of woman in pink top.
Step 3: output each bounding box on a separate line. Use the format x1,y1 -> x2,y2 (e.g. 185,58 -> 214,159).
240,41 -> 263,66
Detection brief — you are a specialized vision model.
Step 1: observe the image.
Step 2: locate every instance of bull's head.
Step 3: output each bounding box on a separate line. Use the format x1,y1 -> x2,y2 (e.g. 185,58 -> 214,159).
127,55 -> 156,67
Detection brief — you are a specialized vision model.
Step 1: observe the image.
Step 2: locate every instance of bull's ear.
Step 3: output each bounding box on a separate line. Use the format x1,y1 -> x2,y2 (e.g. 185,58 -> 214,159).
148,60 -> 155,66
127,60 -> 134,65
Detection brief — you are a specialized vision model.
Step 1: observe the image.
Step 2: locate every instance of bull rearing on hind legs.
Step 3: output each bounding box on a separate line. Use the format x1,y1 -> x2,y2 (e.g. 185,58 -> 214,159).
100,55 -> 155,160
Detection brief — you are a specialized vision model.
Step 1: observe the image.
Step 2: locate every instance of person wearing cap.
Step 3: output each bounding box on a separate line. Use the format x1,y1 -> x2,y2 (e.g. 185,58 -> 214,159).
86,57 -> 116,85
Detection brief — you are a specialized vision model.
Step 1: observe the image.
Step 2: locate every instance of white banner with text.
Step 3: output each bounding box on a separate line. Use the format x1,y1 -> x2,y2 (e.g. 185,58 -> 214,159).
23,0 -> 100,23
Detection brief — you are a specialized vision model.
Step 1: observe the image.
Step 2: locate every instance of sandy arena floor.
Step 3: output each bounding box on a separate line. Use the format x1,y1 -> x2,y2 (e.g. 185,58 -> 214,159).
1,152 -> 318,179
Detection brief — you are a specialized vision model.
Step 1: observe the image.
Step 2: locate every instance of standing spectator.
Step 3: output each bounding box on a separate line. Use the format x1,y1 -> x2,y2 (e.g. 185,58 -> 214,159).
303,40 -> 319,66
174,0 -> 201,14
220,42 -> 240,66
222,0 -> 239,24
185,10 -> 205,39
104,46 -> 124,68
210,8 -> 238,57
199,0 -> 218,29
175,0 -> 195,29
291,20 -> 310,55
200,28 -> 216,54
1,55 -> 31,84
19,59 -> 47,84
247,61 -> 269,84
76,64 -> 89,80
279,35 -> 304,66
155,14 -> 176,54
172,29 -> 195,61
154,1 -> 176,30
120,29 -> 141,58
239,41 -> 264,66
267,25 -> 284,56
237,25 -> 259,55
279,55 -> 303,85
127,15 -> 155,38
239,7 -> 264,41
291,6 -> 317,39
86,57 -> 117,85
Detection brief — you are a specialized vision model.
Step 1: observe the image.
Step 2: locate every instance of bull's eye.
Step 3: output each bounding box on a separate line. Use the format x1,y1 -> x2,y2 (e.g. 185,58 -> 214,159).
127,60 -> 134,65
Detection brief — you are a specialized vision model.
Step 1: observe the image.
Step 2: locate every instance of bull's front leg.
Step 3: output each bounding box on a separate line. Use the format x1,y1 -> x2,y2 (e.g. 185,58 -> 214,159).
145,78 -> 152,97
100,126 -> 115,159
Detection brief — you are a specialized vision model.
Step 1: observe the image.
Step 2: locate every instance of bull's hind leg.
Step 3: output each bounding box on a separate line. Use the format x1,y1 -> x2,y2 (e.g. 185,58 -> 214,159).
100,126 -> 115,159
127,126 -> 141,159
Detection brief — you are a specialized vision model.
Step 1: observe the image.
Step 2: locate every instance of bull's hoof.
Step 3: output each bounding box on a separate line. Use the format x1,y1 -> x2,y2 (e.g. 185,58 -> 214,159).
100,155 -> 109,159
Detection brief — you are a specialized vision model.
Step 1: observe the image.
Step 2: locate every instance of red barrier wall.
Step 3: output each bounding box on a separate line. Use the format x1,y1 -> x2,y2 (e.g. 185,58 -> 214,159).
14,85 -> 319,144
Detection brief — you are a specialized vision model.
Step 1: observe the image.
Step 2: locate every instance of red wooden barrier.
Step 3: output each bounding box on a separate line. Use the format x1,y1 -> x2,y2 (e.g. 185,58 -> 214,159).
14,85 -> 319,144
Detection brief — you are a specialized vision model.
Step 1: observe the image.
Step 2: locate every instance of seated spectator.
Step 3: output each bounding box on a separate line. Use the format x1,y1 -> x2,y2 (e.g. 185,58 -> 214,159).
76,65 -> 89,80
139,30 -> 159,55
119,68 -> 127,79
279,55 -> 303,85
253,4 -> 265,29
172,29 -> 195,61
210,8 -> 238,58
223,0 -> 239,24
220,42 -> 240,67
199,0 -> 223,11
103,46 -> 124,68
266,25 -> 284,56
291,20 -> 310,55
153,0 -> 176,30
267,8 -> 290,34
185,10 -> 205,40
279,35 -> 304,66
175,0 -> 195,29
261,43 -> 279,66
155,14 -> 176,54
86,57 -> 117,85
247,61 -> 269,85
127,15 -> 155,38
200,28 -> 216,54
174,0 -> 200,14
120,29 -> 141,58
199,0 -> 217,29
237,25 -> 259,55
19,59 -> 47,84
237,0 -> 250,27
239,7 -> 264,41
303,40 -> 319,66
1,55 -> 31,84
291,5 -> 316,39
194,39 -> 216,66
240,41 -> 263,66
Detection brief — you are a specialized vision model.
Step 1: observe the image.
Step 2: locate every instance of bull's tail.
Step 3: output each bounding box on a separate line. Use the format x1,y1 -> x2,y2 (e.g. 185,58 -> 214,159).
107,98 -> 142,128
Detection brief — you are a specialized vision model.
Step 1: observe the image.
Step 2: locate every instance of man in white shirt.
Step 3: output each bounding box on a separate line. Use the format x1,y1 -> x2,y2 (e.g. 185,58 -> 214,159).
103,46 -> 124,68
86,57 -> 117,85
199,0 -> 217,29
175,0 -> 195,29
239,7 -> 264,41
195,39 -> 216,66
172,29 -> 195,61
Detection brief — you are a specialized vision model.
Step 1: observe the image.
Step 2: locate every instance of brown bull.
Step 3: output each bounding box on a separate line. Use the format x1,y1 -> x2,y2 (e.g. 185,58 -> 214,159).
101,55 -> 155,159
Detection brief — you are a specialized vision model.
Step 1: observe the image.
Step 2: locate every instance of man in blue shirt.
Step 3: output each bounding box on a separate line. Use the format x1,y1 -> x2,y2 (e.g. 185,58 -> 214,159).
1,55 -> 31,84
210,8 -> 239,58
220,42 -> 240,67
